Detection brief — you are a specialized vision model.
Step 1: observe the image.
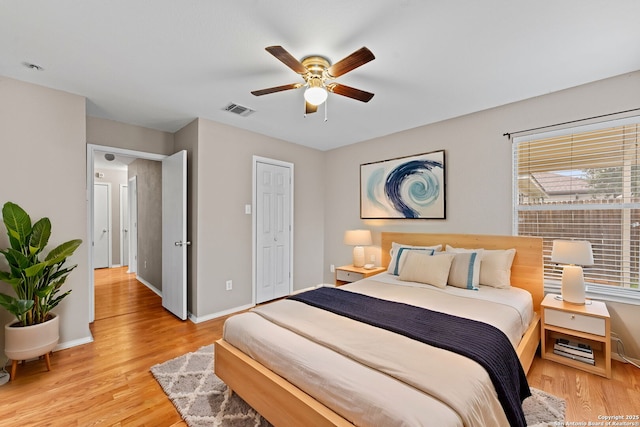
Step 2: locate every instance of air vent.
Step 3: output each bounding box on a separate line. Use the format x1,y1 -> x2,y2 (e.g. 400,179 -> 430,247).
223,103 -> 255,117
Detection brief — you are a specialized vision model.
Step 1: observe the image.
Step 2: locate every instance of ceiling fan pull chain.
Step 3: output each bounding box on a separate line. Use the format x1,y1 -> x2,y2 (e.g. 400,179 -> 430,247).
324,96 -> 328,122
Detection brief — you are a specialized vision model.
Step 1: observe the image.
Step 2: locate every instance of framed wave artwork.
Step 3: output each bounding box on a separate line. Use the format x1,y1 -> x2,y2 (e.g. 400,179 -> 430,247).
360,150 -> 445,219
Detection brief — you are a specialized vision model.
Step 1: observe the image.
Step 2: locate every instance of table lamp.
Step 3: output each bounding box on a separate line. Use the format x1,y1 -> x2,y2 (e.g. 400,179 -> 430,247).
551,240 -> 594,305
344,229 -> 372,268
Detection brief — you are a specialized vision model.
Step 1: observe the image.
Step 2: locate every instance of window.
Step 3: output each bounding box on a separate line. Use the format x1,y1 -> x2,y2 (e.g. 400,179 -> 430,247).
513,117 -> 640,301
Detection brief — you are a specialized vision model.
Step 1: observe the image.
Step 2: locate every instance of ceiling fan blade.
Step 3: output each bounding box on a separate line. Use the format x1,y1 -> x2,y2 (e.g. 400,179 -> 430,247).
327,83 -> 374,103
305,102 -> 318,114
326,47 -> 375,78
265,46 -> 308,75
251,83 -> 302,96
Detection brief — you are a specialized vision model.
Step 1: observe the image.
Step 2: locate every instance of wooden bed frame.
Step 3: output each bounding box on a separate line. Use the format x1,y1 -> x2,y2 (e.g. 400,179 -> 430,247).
215,232 -> 543,427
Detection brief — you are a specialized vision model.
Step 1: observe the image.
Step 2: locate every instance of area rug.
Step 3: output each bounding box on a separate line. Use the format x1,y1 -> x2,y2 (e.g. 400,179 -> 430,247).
151,345 -> 565,427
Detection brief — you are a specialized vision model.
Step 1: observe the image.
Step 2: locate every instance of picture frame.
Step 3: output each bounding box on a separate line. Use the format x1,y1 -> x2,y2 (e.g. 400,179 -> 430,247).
360,150 -> 445,219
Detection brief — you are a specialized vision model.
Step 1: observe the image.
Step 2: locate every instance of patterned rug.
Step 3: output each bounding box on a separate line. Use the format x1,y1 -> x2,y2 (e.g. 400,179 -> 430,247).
150,345 -> 565,427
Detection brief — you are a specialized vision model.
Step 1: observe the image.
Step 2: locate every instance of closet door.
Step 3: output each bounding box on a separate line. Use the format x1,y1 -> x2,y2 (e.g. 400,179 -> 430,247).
256,161 -> 291,304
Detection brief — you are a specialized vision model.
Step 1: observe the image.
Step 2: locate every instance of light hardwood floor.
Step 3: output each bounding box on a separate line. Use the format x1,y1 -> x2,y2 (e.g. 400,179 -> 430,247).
1,267 -> 639,426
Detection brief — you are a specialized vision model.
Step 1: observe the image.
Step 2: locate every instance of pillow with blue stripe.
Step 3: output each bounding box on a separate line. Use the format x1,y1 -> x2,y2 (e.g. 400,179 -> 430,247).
387,242 -> 441,275
447,251 -> 482,290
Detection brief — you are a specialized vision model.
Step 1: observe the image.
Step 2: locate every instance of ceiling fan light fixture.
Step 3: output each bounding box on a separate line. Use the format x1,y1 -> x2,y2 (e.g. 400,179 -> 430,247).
304,76 -> 328,106
304,86 -> 328,106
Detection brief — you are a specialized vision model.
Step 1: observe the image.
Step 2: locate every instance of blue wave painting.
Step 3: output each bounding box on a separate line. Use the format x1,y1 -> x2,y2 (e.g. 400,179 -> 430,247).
361,151 -> 445,219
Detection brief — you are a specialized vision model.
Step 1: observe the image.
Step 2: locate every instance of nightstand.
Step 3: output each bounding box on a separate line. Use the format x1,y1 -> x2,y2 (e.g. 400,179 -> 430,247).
335,265 -> 386,286
540,293 -> 611,378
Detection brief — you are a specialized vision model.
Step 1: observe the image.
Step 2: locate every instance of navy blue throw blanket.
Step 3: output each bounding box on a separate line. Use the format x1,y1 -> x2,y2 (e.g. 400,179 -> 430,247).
289,287 -> 530,427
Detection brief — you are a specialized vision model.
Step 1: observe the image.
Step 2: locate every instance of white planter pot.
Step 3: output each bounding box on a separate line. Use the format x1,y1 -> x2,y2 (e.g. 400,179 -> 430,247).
4,314 -> 59,361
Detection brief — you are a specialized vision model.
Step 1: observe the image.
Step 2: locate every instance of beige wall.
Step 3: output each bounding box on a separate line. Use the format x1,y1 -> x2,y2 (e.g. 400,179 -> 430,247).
184,118 -> 325,319
0,77 -> 91,354
87,116 -> 174,155
323,70 -> 640,359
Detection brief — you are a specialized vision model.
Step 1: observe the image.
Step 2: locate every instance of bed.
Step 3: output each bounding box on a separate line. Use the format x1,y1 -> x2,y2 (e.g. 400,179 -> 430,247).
215,232 -> 543,427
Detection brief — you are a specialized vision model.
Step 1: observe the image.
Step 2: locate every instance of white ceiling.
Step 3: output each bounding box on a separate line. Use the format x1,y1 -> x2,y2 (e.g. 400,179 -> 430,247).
2,1 -> 640,151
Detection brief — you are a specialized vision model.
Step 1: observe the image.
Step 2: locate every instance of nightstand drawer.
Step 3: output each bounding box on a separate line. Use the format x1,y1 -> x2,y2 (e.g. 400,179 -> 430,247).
544,308 -> 606,336
336,269 -> 364,282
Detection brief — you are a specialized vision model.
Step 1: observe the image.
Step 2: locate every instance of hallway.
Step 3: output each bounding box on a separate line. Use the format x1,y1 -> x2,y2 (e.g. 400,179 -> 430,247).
94,267 -> 159,320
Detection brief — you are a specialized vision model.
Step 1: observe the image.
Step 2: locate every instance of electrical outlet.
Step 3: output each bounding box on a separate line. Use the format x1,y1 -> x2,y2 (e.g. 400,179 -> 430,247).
370,254 -> 375,262
330,264 -> 335,273
226,280 -> 233,291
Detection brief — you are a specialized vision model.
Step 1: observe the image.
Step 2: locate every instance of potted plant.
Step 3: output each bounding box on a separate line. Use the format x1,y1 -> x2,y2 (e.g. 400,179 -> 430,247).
0,202 -> 81,378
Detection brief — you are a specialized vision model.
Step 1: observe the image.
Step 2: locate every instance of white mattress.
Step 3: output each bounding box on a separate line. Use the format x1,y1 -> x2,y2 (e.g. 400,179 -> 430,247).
223,275 -> 534,427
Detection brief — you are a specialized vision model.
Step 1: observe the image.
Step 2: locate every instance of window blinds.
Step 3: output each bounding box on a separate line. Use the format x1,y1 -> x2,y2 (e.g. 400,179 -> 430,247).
514,118 -> 640,290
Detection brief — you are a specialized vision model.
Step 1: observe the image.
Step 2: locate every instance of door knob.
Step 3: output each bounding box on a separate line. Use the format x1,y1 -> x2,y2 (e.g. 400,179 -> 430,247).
174,241 -> 192,247
102,229 -> 107,233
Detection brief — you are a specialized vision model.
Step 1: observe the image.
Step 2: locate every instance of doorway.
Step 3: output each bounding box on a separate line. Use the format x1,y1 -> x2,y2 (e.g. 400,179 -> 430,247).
87,145 -> 188,323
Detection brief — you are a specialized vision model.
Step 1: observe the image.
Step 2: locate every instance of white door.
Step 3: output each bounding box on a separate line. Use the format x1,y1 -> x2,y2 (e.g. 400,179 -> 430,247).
162,150 -> 188,320
128,176 -> 138,274
120,184 -> 129,267
256,161 -> 292,304
93,183 -> 111,269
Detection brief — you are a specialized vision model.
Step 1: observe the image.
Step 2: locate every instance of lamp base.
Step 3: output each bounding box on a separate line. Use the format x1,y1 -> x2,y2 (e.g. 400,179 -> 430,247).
353,246 -> 365,268
561,265 -> 586,305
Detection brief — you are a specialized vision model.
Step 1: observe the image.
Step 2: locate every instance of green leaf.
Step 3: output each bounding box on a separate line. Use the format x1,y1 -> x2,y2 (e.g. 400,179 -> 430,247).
29,217 -> 51,255
2,248 -> 30,270
24,262 -> 47,278
0,270 -> 20,286
45,239 -> 82,265
2,202 -> 32,246
35,283 -> 56,298
0,293 -> 33,317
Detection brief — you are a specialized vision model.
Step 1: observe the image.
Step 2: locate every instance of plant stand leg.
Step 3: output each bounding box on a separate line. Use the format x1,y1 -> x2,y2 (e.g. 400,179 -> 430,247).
10,360 -> 17,381
44,352 -> 52,371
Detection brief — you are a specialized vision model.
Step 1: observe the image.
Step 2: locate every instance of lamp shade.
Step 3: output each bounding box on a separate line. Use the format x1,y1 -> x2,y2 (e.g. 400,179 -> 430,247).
344,229 -> 372,268
551,240 -> 593,305
343,230 -> 372,246
551,240 -> 594,265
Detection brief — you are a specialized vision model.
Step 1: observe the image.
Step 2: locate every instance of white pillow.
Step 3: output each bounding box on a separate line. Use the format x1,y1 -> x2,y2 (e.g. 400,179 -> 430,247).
445,245 -> 485,255
447,252 -> 482,290
387,242 -> 442,275
479,249 -> 516,288
398,251 -> 455,288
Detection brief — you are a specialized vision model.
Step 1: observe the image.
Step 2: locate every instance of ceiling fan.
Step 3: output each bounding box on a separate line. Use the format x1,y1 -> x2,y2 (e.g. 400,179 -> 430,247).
251,45 -> 375,115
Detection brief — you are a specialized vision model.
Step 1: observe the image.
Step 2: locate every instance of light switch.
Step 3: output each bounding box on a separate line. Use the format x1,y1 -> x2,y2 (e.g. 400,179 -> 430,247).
245,204 -> 251,214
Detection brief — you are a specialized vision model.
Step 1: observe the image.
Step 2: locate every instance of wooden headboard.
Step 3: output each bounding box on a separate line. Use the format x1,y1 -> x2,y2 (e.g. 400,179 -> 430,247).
381,232 -> 544,311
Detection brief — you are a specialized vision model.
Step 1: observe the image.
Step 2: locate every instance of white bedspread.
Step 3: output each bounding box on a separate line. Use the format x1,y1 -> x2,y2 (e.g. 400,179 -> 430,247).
223,276 -> 533,427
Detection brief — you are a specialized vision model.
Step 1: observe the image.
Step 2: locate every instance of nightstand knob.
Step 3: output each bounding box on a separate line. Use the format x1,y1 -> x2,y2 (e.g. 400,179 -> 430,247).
571,315 -> 575,320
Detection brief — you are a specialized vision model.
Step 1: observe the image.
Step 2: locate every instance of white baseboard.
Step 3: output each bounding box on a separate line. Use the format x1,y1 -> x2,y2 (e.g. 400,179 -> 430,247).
136,275 -> 161,296
187,284 -> 328,324
54,334 -> 94,352
189,303 -> 255,324
612,352 -> 640,366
